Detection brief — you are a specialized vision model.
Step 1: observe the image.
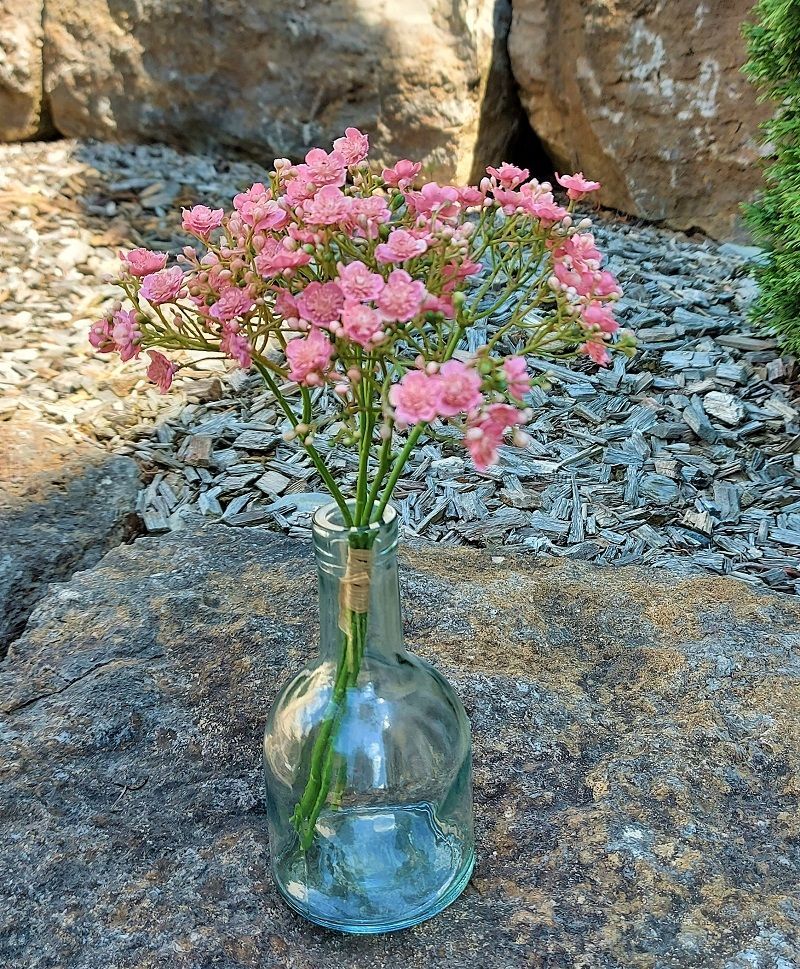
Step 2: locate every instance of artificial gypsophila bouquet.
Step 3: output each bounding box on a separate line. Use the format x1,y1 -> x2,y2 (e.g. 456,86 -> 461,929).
90,129 -> 633,844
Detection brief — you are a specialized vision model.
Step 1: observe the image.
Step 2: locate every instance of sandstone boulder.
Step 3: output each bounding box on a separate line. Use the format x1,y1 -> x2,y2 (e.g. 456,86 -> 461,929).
43,0 -> 520,182
2,525 -> 798,966
0,0 -> 49,140
508,0 -> 771,239
0,418 -> 140,655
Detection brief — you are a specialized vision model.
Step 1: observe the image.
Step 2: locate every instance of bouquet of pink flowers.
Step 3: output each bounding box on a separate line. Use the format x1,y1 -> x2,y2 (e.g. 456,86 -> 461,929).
91,129 -> 632,848
91,127 -> 631,531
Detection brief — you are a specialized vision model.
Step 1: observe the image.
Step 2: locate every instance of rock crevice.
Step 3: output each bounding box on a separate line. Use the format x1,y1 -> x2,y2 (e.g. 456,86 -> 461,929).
0,419 -> 141,658
508,0 -> 770,239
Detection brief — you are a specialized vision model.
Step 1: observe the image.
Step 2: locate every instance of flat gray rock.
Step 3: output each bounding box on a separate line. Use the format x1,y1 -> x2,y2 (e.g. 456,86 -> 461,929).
0,419 -> 140,654
1,526 -> 799,967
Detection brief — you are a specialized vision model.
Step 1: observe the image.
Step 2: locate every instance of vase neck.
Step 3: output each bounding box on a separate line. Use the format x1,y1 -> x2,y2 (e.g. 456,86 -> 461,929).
312,502 -> 404,662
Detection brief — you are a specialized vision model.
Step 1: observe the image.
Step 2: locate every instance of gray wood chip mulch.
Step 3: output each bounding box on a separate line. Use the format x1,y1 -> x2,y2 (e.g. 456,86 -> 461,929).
1,140 -> 797,594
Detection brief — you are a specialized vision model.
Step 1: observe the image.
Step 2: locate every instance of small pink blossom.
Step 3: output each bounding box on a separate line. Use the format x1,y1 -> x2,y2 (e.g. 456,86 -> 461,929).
463,403 -> 526,471
484,403 -> 526,433
503,356 -> 531,401
283,174 -> 317,204
140,266 -> 185,305
209,286 -> 255,323
522,193 -> 569,224
337,260 -> 384,302
181,205 -> 224,237
270,247 -> 313,271
340,302 -> 383,347
332,127 -> 370,166
462,424 -> 502,472
111,308 -> 142,361
582,339 -> 611,366
233,182 -> 270,211
486,163 -> 529,189
296,281 -> 345,328
442,258 -> 482,285
375,228 -> 429,264
423,293 -> 455,317
237,197 -> 288,232
220,324 -> 253,369
556,172 -> 601,200
377,269 -> 426,322
457,185 -> 486,206
273,290 -> 299,320
119,248 -> 167,277
389,370 -> 442,425
582,301 -> 619,334
146,350 -> 177,393
436,360 -> 483,417
381,159 -> 422,190
88,317 -> 115,353
301,185 -> 352,225
553,260 -> 595,295
592,270 -> 622,298
492,187 -> 524,215
255,238 -> 313,275
405,182 -> 460,221
562,233 -> 602,268
285,327 -> 334,385
299,147 -> 347,187
352,195 -> 391,238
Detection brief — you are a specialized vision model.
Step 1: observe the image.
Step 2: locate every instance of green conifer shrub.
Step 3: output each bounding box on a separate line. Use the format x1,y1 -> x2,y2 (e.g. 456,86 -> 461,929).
742,0 -> 800,352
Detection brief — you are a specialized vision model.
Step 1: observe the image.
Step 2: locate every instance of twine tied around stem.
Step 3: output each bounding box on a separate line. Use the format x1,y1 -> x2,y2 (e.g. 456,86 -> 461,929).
338,546 -> 373,629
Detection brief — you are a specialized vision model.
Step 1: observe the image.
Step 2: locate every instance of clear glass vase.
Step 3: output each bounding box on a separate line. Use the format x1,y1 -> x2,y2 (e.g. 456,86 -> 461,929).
263,501 -> 474,934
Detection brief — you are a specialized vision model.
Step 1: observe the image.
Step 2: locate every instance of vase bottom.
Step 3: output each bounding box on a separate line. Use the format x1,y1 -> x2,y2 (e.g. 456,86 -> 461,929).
273,801 -> 475,934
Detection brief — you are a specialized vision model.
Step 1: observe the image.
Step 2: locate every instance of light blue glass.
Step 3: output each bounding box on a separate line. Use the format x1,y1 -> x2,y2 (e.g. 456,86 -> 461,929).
263,502 -> 474,934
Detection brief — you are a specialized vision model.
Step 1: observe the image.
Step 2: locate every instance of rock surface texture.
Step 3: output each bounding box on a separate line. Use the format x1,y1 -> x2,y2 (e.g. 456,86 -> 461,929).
0,418 -> 140,655
42,0 -> 519,182
0,0 -> 49,140
2,526 -> 798,967
508,0 -> 770,239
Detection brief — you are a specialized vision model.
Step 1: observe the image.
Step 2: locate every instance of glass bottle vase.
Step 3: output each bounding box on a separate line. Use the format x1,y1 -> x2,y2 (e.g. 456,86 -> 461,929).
263,502 -> 475,934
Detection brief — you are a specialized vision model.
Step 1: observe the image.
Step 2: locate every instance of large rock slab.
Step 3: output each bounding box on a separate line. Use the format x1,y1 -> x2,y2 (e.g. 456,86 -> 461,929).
508,0 -> 770,240
0,419 -> 140,654
43,0 -> 519,182
1,525 -> 798,966
0,0 -> 49,140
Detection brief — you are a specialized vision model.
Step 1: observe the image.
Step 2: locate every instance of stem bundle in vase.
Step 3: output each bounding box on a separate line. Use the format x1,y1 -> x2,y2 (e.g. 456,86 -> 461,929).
90,128 -> 634,849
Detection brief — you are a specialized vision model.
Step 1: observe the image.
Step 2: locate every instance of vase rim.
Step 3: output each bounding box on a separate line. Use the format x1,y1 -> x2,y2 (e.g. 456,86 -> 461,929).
312,500 -> 398,538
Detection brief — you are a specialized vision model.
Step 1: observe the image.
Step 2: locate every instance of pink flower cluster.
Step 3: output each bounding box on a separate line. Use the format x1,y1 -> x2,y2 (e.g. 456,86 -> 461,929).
550,232 -> 622,365
91,128 -> 628,476
387,357 -> 532,469
464,404 -> 530,472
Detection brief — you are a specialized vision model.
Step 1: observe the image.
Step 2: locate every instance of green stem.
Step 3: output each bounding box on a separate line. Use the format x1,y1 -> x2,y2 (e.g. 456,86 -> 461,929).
372,423 -> 425,523
291,529 -> 375,849
253,360 -> 353,527
354,361 -> 375,527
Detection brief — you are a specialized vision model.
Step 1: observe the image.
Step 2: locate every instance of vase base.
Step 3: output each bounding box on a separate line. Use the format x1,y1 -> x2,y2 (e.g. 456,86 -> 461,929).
273,801 -> 475,934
